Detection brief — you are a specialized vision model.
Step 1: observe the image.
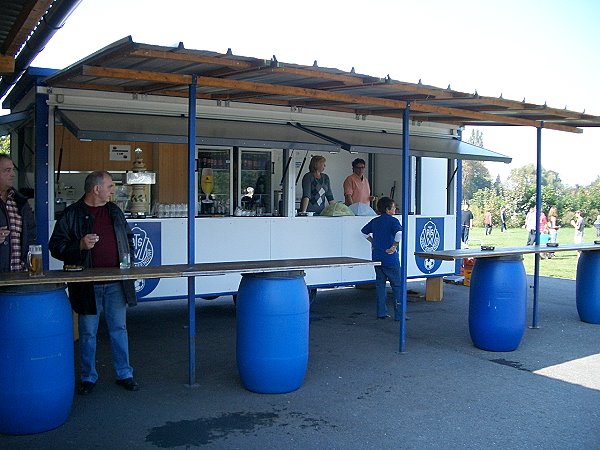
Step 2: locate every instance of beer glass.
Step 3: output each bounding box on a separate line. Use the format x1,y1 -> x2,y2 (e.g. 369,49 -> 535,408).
200,168 -> 214,203
120,252 -> 131,269
27,245 -> 43,277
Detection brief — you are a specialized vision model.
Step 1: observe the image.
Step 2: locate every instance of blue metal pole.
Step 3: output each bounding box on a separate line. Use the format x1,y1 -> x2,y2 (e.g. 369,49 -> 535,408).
187,75 -> 198,385
455,129 -> 463,275
531,125 -> 543,328
399,104 -> 410,353
34,90 -> 49,268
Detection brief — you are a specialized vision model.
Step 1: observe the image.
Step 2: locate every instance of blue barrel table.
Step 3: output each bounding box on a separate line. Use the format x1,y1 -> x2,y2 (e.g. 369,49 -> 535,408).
236,270 -> 309,393
576,250 -> 600,323
469,256 -> 527,351
0,284 -> 74,435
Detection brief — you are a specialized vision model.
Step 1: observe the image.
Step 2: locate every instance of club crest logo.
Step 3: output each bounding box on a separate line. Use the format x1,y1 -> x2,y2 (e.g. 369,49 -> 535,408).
133,226 -> 154,266
131,222 -> 161,297
415,217 -> 444,274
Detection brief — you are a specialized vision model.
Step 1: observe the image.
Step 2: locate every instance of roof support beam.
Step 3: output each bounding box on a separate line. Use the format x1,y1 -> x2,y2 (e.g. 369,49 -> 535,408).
269,66 -> 366,85
421,96 -> 600,123
80,65 -> 582,133
130,49 -> 368,86
373,82 -> 457,99
129,48 -> 258,70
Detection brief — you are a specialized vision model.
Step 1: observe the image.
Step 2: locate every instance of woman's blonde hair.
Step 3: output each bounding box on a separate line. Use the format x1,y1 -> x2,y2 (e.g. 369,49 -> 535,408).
308,155 -> 326,173
549,206 -> 558,217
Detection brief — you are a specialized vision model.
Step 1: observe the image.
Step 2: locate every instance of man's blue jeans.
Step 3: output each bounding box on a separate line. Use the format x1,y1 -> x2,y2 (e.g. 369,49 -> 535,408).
461,225 -> 470,244
79,282 -> 133,383
375,265 -> 402,319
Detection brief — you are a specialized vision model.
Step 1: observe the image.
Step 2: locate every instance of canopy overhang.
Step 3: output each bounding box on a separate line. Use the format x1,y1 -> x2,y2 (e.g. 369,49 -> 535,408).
56,109 -> 511,163
56,110 -> 340,152
0,110 -> 31,136
291,123 -> 512,163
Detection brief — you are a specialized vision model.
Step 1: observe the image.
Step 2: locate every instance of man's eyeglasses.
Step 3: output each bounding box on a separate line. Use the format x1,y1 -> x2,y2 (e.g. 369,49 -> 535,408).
354,165 -> 365,169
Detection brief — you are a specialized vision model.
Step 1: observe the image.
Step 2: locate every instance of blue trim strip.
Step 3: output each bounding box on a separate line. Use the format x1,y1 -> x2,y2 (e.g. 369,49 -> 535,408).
136,271 -> 459,303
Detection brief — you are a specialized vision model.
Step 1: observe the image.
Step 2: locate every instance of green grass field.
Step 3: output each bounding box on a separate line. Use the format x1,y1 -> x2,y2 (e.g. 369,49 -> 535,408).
465,226 -> 599,280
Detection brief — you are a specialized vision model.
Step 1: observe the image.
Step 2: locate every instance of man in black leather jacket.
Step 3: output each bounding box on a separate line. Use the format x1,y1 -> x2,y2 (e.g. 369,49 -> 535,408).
49,171 -> 139,395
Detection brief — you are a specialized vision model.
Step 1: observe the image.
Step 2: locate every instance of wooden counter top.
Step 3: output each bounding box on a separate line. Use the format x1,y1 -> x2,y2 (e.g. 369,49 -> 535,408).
415,242 -> 600,261
0,257 -> 377,287
181,257 -> 377,276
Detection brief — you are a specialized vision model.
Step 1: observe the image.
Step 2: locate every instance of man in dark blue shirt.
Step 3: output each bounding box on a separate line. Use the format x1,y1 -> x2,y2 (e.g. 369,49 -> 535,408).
361,197 -> 403,320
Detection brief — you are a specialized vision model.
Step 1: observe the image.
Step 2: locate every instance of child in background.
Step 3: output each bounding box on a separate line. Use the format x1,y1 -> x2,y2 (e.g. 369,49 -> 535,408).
361,197 -> 404,320
570,210 -> 585,244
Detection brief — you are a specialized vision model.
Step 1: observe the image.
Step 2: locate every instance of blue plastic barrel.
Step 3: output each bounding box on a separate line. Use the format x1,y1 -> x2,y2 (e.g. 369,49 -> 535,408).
236,270 -> 309,393
576,251 -> 600,323
469,256 -> 527,351
0,284 -> 74,435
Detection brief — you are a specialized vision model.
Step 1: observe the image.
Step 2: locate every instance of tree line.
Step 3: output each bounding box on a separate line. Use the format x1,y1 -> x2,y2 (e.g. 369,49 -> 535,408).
0,135 -> 8,154
462,130 -> 600,229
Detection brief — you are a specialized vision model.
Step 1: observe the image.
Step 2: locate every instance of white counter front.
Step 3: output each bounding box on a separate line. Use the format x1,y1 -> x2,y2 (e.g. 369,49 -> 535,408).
49,215 -> 456,301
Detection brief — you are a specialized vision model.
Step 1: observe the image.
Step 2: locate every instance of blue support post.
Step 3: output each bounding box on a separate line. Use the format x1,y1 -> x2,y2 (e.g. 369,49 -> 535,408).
34,91 -> 49,268
187,75 -> 198,385
399,104 -> 410,353
455,129 -> 463,275
531,125 -> 543,328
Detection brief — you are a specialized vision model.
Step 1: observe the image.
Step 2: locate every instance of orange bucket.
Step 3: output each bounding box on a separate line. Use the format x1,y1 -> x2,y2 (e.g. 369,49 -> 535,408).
463,269 -> 473,286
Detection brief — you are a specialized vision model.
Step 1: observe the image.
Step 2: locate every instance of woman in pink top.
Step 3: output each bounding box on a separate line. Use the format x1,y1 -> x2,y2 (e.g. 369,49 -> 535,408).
343,158 -> 372,206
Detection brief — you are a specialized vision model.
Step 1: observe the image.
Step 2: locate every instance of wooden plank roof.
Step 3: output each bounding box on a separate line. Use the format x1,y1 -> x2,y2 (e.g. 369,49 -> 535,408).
45,36 -> 600,134
0,0 -> 54,74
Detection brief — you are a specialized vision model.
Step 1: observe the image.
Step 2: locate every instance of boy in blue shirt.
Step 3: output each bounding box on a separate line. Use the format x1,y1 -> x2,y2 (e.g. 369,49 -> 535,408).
361,197 -> 403,320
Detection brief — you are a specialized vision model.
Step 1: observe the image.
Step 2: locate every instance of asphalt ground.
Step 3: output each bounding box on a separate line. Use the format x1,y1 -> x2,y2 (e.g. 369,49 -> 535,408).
2,276 -> 599,449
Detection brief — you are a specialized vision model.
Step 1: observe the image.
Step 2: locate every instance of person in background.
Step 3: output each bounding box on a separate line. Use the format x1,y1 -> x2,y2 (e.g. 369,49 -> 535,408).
300,155 -> 335,215
254,175 -> 267,207
539,210 -> 548,237
361,197 -> 404,320
0,154 -> 36,272
545,206 -> 560,259
49,171 -> 139,395
547,206 -> 560,243
461,203 -> 474,245
241,186 -> 254,209
484,210 -> 493,235
570,210 -> 585,244
594,214 -> 600,238
343,158 -> 372,206
524,207 -> 537,245
500,206 -> 507,232
538,209 -> 551,258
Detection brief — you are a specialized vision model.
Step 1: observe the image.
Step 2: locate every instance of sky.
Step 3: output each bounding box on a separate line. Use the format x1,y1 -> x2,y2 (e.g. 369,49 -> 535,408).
2,0 -> 599,185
